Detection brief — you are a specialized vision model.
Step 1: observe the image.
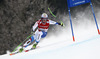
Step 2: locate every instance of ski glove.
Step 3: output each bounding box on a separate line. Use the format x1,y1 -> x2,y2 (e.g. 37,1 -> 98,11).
57,22 -> 63,26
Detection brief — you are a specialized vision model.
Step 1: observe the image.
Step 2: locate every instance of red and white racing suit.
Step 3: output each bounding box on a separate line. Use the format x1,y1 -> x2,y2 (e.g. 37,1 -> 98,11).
23,19 -> 59,47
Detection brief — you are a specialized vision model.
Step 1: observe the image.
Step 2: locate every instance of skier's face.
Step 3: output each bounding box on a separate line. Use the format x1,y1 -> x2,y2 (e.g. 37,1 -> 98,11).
41,18 -> 47,24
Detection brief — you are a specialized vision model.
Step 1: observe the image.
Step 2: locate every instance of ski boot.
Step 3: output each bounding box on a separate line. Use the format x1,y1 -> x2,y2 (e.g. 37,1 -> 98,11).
32,43 -> 38,49
19,48 -> 24,52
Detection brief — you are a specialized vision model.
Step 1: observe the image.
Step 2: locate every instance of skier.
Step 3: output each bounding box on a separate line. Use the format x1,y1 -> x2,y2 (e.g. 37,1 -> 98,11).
19,13 -> 64,52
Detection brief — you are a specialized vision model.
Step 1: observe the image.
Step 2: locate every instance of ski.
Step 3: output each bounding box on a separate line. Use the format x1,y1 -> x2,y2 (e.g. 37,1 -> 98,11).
10,48 -> 34,56
10,51 -> 20,56
24,48 -> 35,52
10,46 -> 40,56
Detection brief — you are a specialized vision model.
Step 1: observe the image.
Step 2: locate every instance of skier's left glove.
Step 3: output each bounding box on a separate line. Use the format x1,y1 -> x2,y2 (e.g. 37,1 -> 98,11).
57,22 -> 63,26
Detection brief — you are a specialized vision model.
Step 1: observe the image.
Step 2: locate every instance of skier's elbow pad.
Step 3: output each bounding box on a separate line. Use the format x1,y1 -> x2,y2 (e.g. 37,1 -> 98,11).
33,28 -> 35,31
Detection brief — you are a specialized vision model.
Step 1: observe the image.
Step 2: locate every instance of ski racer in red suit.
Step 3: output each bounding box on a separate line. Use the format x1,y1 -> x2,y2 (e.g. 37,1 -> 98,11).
19,13 -> 63,52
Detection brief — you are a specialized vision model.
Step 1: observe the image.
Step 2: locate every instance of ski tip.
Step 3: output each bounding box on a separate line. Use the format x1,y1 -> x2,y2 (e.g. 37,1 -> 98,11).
10,53 -> 15,56
10,54 -> 13,56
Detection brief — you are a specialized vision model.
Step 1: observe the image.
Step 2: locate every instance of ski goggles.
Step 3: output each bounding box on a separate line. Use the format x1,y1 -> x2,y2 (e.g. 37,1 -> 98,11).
41,18 -> 48,20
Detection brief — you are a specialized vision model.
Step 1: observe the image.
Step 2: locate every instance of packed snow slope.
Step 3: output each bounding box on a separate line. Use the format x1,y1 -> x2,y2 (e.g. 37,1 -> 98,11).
0,31 -> 100,59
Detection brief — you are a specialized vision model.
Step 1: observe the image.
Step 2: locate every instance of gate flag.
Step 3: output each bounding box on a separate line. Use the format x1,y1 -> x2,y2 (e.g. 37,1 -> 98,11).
67,0 -> 100,42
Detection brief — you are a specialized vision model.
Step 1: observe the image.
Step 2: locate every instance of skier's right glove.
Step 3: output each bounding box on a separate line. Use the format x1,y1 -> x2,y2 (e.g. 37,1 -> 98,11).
31,22 -> 35,28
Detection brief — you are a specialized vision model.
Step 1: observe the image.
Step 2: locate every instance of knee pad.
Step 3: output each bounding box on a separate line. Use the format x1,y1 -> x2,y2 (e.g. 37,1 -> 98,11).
41,31 -> 47,38
31,36 -> 34,42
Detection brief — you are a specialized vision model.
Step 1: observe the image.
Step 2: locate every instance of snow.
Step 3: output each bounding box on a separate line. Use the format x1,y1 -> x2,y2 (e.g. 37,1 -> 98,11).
1,34 -> 100,59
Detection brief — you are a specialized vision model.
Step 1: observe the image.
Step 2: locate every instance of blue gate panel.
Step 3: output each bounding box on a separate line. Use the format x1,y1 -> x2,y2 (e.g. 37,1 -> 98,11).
67,0 -> 91,8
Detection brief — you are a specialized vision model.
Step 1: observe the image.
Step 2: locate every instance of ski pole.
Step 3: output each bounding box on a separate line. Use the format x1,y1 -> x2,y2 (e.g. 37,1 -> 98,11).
48,8 -> 56,18
11,35 -> 32,53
